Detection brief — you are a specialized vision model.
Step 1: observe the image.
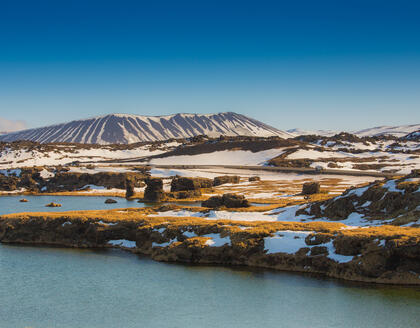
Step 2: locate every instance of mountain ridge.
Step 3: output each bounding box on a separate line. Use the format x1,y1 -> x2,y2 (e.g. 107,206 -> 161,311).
0,112 -> 292,144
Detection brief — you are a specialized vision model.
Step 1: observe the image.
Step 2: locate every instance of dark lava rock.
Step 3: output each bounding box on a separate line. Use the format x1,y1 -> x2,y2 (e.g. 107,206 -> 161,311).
202,196 -> 224,208
213,175 -> 240,186
202,193 -> 250,208
222,194 -> 250,208
46,172 -> 146,192
248,176 -> 261,182
144,178 -> 165,202
302,182 -> 320,195
18,174 -> 40,192
168,190 -> 202,199
105,199 -> 117,204
0,175 -> 18,191
170,177 -> 213,192
125,178 -> 135,199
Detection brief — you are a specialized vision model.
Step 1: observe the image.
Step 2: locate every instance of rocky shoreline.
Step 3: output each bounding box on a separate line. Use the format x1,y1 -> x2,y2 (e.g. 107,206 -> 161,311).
1,208 -> 419,285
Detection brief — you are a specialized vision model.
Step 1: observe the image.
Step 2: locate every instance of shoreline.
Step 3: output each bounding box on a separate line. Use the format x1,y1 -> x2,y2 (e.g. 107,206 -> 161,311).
3,241 -> 420,288
1,208 -> 419,286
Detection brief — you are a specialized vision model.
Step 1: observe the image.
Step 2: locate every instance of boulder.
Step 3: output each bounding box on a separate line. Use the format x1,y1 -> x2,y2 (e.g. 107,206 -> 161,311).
105,199 -> 117,204
248,176 -> 260,182
202,196 -> 224,208
302,182 -> 320,195
170,177 -> 212,192
213,175 -> 240,186
45,202 -> 62,207
222,193 -> 250,208
144,178 -> 165,202
19,198 -> 29,203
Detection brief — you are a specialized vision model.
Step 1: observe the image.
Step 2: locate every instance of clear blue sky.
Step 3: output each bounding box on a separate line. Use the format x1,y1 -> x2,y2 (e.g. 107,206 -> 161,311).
0,0 -> 419,131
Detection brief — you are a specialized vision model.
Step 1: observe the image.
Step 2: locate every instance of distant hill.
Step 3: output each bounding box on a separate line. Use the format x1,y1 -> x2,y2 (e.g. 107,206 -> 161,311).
354,124 -> 420,138
0,112 -> 293,144
288,124 -> 420,139
404,130 -> 420,141
286,128 -> 337,137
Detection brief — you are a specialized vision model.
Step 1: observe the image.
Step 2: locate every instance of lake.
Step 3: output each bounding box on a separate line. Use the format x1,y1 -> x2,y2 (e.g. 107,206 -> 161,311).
0,244 -> 419,328
0,195 -> 419,328
0,195 -> 204,215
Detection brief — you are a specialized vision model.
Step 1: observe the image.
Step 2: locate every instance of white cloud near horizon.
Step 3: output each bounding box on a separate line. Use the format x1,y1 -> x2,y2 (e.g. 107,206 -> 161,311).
0,117 -> 27,132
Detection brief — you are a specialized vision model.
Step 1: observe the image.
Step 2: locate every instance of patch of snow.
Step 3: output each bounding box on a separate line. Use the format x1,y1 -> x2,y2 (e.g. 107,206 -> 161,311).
0,169 -> 22,177
264,230 -> 312,254
361,201 -> 371,207
149,149 -> 285,166
203,233 -> 231,246
108,239 -> 136,248
323,240 -> 354,263
97,220 -> 118,226
383,180 -> 404,194
39,169 -> 54,179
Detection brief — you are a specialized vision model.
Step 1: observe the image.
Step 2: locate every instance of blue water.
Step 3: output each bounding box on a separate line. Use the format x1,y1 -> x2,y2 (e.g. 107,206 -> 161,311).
0,244 -> 419,328
0,195 -> 203,215
1,195 -> 419,327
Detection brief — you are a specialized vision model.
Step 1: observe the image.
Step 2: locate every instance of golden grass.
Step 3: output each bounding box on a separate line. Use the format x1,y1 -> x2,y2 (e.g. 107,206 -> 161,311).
2,208 -> 418,243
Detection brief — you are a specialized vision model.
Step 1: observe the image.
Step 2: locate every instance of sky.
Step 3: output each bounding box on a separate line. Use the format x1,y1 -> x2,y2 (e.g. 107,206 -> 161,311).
0,0 -> 419,132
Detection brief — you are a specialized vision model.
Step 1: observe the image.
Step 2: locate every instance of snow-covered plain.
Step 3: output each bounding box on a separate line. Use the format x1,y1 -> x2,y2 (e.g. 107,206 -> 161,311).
0,144 -> 166,169
149,149 -> 285,166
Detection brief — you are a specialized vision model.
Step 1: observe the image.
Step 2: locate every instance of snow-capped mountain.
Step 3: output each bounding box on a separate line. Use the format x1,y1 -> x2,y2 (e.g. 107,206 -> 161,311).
354,124 -> 420,137
0,112 -> 292,144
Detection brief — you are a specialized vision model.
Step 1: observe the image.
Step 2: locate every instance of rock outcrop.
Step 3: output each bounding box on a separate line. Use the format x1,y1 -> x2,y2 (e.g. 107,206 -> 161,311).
167,190 -> 202,199
0,168 -> 147,193
144,178 -> 165,202
297,171 -> 420,226
0,175 -> 18,191
213,176 -> 240,186
170,177 -> 213,192
47,172 -> 146,192
125,178 -> 135,199
302,182 -> 320,195
202,193 -> 250,208
105,199 -> 117,204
